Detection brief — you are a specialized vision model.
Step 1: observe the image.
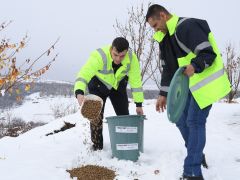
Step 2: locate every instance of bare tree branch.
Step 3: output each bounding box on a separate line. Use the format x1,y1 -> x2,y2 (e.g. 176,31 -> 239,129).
114,2 -> 162,88
0,23 -> 59,98
224,43 -> 240,103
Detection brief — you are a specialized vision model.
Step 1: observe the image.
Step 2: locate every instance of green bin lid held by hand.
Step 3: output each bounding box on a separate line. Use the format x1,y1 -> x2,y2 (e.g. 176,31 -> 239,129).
167,67 -> 189,123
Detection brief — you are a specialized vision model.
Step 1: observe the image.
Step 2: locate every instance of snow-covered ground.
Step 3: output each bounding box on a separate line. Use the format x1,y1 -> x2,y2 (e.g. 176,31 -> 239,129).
0,93 -> 240,180
0,93 -> 78,123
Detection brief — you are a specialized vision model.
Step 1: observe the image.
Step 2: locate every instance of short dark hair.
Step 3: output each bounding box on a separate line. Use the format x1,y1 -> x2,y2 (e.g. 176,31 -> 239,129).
112,37 -> 129,52
146,4 -> 170,22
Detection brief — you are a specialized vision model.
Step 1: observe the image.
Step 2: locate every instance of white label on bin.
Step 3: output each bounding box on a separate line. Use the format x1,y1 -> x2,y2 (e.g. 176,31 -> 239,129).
115,126 -> 138,133
116,143 -> 138,150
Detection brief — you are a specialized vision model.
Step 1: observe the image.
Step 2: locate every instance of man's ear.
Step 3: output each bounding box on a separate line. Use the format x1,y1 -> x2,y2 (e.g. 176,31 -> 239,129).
159,12 -> 167,20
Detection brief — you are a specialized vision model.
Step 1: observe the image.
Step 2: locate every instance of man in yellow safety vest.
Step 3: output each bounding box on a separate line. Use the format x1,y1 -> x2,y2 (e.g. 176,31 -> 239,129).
74,37 -> 144,151
146,4 -> 230,180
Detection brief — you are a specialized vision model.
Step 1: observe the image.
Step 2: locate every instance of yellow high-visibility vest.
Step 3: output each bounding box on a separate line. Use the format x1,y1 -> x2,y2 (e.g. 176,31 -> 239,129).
153,15 -> 231,109
74,45 -> 144,103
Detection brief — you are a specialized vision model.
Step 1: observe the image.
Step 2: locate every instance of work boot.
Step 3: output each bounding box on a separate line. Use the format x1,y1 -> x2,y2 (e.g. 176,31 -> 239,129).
180,175 -> 204,180
202,153 -> 208,169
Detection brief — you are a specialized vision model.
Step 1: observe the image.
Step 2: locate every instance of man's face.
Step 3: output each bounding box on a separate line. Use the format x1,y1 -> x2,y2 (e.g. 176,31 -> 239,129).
110,47 -> 128,64
148,13 -> 168,33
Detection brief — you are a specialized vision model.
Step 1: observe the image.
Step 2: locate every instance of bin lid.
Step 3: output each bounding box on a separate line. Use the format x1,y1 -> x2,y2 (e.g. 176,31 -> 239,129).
167,67 -> 189,123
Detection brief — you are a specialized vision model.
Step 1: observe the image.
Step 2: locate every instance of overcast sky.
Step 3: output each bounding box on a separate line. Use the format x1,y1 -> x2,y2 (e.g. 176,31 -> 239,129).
0,0 -> 239,82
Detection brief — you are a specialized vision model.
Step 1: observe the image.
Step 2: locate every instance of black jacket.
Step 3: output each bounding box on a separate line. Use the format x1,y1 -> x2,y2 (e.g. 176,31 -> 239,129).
159,17 -> 217,97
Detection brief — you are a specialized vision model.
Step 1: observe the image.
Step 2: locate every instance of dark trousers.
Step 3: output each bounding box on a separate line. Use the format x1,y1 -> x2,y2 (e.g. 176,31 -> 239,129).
176,91 -> 212,176
88,76 -> 129,149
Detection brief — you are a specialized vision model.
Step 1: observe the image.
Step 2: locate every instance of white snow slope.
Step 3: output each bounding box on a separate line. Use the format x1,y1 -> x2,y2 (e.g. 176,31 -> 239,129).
0,93 -> 240,180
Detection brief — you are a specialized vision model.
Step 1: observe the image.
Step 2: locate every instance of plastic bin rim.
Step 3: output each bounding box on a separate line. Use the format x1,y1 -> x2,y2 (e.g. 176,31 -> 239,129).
105,114 -> 146,120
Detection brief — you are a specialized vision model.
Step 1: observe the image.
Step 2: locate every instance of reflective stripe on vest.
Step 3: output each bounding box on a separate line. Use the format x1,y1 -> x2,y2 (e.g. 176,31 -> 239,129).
177,17 -> 190,27
131,87 -> 143,92
97,48 -> 133,74
96,76 -> 113,90
175,18 -> 230,108
121,50 -> 132,74
161,59 -> 166,66
75,77 -> 87,84
127,50 -> 132,73
175,18 -> 211,56
175,18 -> 191,54
96,48 -> 133,90
160,86 -> 169,92
194,41 -> 211,55
190,68 -> 224,92
117,50 -> 133,87
97,48 -> 114,74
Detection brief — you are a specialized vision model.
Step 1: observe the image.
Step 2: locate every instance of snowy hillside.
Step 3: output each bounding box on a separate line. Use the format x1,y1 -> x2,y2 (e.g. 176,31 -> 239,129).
0,93 -> 240,180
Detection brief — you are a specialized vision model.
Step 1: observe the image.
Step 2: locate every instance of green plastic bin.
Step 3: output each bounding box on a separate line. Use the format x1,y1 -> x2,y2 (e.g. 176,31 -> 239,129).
106,115 -> 145,162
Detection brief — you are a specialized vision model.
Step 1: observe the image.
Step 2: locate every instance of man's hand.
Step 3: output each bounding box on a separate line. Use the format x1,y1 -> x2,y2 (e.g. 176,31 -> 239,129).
156,95 -> 167,112
136,107 -> 144,115
183,64 -> 195,77
77,94 -> 84,106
